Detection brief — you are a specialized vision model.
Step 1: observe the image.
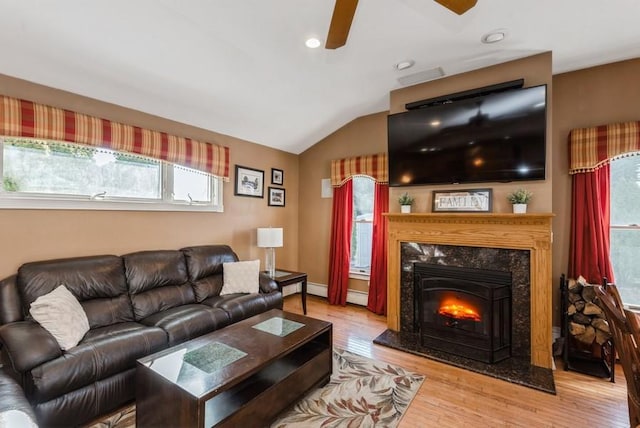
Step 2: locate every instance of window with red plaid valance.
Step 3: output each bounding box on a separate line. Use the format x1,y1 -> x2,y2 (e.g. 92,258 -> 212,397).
330,153 -> 388,186
569,121 -> 640,174
0,95 -> 230,179
567,121 -> 640,285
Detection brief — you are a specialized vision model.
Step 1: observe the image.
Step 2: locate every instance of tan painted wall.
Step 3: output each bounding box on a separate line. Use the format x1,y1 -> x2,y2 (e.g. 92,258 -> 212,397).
388,52 -> 553,215
551,57 -> 640,322
0,74 -> 299,279
298,112 -> 388,290
299,53 -> 554,296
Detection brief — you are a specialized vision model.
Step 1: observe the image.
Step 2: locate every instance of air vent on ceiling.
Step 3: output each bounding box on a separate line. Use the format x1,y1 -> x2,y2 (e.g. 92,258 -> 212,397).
397,67 -> 445,86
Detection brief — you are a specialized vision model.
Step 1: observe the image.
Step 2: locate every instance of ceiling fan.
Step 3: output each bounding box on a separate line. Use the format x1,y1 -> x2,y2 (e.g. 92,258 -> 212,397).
325,0 -> 478,49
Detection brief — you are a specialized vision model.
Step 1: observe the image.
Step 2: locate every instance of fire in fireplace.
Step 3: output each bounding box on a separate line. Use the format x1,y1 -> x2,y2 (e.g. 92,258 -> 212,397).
438,300 -> 481,323
414,263 -> 512,364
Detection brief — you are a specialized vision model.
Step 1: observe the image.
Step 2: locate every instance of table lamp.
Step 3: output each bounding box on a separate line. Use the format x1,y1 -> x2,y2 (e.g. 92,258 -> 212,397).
257,227 -> 283,277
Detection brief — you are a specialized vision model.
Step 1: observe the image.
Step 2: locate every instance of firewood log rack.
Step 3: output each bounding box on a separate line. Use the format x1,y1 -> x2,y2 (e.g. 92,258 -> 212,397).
560,274 -> 615,382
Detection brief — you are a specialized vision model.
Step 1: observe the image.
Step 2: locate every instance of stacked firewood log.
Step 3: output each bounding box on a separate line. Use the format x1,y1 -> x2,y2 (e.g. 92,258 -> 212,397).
567,276 -> 611,347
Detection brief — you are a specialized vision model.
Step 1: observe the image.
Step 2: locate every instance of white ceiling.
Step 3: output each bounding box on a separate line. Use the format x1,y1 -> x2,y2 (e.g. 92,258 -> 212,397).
1,0 -> 640,154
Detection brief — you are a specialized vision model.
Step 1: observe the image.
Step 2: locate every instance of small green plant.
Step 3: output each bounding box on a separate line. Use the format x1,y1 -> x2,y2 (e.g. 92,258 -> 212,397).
398,192 -> 415,205
507,188 -> 533,204
2,176 -> 19,192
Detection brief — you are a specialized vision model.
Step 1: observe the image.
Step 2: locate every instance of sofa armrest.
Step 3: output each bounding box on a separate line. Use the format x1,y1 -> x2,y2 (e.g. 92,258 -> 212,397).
259,273 -> 279,294
0,275 -> 24,325
0,369 -> 38,427
0,321 -> 61,373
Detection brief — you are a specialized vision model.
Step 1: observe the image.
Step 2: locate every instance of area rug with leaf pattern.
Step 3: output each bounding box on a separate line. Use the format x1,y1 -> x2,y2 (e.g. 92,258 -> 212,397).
90,348 -> 425,428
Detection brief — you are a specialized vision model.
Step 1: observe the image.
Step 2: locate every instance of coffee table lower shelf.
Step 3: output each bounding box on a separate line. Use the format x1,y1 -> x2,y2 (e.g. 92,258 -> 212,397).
205,343 -> 330,426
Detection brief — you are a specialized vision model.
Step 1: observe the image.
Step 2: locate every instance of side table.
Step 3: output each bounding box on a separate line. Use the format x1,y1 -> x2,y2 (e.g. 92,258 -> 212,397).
270,270 -> 308,314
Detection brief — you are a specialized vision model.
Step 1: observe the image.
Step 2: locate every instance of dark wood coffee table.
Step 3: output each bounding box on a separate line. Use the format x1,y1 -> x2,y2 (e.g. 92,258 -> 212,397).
136,309 -> 332,428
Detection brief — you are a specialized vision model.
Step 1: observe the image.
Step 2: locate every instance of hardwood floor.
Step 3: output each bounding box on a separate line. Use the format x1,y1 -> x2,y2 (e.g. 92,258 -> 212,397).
284,295 -> 630,428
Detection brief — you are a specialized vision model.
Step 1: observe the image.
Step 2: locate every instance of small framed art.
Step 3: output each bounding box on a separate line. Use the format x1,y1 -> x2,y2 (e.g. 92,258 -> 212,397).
234,165 -> 264,198
271,168 -> 284,185
268,187 -> 286,207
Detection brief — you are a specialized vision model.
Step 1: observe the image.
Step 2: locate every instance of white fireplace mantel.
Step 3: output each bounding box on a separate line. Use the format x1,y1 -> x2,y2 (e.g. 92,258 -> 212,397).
385,213 -> 554,369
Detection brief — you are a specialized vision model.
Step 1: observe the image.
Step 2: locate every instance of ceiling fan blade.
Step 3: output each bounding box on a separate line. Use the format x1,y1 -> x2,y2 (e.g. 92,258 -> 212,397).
325,0 -> 359,49
434,0 -> 478,15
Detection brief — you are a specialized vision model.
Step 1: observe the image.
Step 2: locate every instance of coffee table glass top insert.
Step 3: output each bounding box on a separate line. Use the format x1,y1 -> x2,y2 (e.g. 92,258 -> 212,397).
252,317 -> 304,337
183,342 -> 247,374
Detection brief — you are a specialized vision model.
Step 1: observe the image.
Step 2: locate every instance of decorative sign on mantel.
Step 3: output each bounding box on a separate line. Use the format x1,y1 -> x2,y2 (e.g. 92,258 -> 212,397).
432,188 -> 492,212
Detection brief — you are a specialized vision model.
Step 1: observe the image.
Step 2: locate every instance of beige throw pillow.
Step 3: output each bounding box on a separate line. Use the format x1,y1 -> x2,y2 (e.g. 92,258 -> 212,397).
221,260 -> 260,295
29,285 -> 90,350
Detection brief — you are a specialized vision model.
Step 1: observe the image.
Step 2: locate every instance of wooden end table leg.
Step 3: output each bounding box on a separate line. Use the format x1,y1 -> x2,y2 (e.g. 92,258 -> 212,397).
302,277 -> 307,315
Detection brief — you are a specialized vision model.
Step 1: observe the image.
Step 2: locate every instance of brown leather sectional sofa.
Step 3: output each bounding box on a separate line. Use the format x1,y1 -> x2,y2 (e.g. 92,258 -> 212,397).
0,245 -> 283,427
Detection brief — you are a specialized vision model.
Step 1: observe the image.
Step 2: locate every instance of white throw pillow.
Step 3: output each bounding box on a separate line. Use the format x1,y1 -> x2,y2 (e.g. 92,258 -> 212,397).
221,260 -> 260,295
0,410 -> 39,428
29,285 -> 90,351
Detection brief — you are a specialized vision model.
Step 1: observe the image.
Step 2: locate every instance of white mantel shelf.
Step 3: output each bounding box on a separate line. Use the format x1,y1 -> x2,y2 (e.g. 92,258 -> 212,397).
385,212 -> 554,369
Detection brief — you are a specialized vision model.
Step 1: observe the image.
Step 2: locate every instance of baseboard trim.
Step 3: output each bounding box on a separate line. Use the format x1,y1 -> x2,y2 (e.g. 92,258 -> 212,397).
307,282 -> 368,306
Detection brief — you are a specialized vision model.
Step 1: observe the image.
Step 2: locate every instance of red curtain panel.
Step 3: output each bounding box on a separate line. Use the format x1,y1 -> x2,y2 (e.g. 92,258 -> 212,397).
569,164 -> 615,283
328,180 -> 353,306
367,182 -> 389,315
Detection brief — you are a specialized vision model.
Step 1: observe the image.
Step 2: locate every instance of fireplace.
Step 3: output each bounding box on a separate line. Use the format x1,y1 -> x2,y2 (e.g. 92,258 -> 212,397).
374,213 -> 556,393
414,263 -> 512,364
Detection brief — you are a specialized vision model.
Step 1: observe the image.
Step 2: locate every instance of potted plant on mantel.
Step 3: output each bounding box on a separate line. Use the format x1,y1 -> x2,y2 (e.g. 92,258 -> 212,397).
398,192 -> 415,213
507,188 -> 533,214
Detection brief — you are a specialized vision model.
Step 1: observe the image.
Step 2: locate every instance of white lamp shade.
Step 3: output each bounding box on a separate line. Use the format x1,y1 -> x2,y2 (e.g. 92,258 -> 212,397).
257,227 -> 283,248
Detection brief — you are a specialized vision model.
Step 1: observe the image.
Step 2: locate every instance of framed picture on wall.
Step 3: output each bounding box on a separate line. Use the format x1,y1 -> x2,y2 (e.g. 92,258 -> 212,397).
432,188 -> 493,212
268,187 -> 285,207
234,165 -> 264,198
271,168 -> 284,185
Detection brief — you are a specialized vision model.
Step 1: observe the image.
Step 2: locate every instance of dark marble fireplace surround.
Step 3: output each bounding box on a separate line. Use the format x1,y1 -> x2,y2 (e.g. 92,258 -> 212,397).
374,242 -> 556,394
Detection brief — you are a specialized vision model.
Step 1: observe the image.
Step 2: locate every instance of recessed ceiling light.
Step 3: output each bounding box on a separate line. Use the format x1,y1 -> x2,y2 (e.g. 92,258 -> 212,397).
305,38 -> 321,48
395,60 -> 415,70
481,30 -> 506,44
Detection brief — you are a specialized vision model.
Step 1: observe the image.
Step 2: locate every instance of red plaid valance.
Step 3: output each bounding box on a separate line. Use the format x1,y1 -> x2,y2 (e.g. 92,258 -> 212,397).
569,121 -> 640,174
0,95 -> 230,179
331,153 -> 388,186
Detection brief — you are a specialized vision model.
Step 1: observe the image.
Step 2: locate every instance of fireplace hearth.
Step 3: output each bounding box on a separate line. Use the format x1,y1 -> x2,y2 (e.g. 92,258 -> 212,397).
414,263 -> 511,364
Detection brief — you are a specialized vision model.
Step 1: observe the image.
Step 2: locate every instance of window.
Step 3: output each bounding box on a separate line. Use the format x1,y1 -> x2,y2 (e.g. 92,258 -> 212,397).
610,155 -> 640,306
350,176 -> 374,277
0,137 -> 222,211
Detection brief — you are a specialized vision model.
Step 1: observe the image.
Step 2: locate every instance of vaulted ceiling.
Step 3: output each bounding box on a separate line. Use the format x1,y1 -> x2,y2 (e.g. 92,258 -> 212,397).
1,0 -> 639,154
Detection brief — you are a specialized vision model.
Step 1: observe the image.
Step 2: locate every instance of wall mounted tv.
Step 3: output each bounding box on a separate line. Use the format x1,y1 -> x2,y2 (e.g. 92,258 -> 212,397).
387,84 -> 547,186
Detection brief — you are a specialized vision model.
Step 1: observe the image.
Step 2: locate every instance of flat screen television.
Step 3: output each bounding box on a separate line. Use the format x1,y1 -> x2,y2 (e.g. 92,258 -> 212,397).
387,84 -> 547,186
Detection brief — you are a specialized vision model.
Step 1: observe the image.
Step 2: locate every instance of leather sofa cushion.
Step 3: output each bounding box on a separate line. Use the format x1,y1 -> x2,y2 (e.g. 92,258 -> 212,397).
124,250 -> 196,320
141,304 -> 231,346
17,255 -> 134,329
201,294 -> 274,324
27,322 -> 167,403
33,368 -> 135,428
181,245 -> 237,302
